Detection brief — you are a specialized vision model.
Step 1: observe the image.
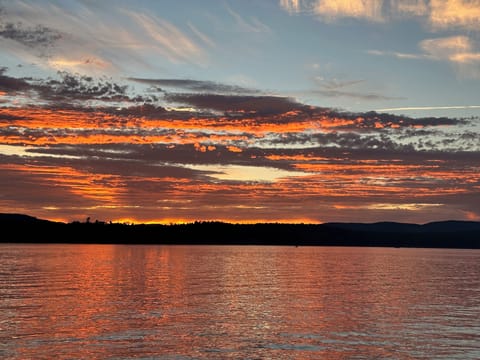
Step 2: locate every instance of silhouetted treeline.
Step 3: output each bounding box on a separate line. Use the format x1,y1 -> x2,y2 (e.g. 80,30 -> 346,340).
1,213 -> 480,249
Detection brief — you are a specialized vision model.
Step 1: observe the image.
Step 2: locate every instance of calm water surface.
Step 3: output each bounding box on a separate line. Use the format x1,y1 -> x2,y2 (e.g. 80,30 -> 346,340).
0,244 -> 479,359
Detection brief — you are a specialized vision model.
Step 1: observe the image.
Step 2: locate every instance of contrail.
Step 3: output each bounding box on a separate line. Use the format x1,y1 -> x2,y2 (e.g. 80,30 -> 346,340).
375,105 -> 480,112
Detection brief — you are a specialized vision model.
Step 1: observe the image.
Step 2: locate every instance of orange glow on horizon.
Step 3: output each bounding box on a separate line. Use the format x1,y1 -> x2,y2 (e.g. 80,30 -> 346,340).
104,217 -> 322,225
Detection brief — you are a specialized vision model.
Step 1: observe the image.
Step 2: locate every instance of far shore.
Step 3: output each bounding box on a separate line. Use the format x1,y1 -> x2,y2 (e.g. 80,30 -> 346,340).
2,213 -> 480,249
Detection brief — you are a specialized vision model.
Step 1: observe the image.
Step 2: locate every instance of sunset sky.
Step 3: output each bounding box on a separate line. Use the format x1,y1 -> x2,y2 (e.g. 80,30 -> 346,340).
1,0 -> 479,224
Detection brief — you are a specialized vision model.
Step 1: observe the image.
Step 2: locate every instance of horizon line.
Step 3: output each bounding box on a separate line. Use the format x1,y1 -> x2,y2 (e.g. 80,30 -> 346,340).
1,212 -> 478,226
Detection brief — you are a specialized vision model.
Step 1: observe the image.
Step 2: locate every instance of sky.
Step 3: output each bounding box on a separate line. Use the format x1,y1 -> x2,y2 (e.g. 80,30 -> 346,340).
0,0 -> 479,224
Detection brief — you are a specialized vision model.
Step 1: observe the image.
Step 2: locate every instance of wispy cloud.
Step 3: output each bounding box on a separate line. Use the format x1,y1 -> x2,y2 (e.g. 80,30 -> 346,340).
376,105 -> 480,112
369,35 -> 480,77
122,9 -> 206,65
0,1 -> 209,74
128,78 -> 259,95
419,36 -> 474,61
226,5 -> 271,33
164,93 -> 305,114
313,89 -> 402,101
367,49 -> 425,60
187,22 -> 216,48
312,76 -> 402,101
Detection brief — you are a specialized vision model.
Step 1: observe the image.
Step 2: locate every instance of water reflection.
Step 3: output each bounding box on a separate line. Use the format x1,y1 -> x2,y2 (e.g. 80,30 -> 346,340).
1,245 -> 479,359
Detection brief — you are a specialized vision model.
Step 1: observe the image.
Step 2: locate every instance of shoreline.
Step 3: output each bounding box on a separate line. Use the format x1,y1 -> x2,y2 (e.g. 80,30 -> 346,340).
2,215 -> 480,249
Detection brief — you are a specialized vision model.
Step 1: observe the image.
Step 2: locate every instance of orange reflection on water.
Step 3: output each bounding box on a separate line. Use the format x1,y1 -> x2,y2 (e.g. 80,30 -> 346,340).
3,244 -> 189,359
3,245 -> 480,359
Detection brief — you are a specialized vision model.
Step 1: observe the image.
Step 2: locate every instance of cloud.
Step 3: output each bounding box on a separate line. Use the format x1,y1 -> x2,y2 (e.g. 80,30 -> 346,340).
313,89 -> 402,101
429,0 -> 480,31
2,103 -> 479,224
185,164 -> 307,182
311,76 -> 403,101
316,78 -> 365,90
128,78 -> 259,95
367,49 -> 424,60
0,71 -> 470,133
314,0 -> 384,22
420,36 -> 480,76
369,35 -> 480,76
225,5 -> 271,33
280,0 -> 386,21
164,93 -> 307,114
35,72 -> 130,102
366,203 -> 442,211
312,109 -> 469,134
393,0 -> 428,16
280,0 -> 480,32
0,68 -> 31,93
419,36 -> 473,60
376,105 -> 480,112
187,22 -> 216,48
279,0 -> 303,13
0,69 -> 159,105
0,1 -> 208,75
2,67 -> 479,222
122,9 -> 206,64
0,22 -> 62,51
0,113 -> 28,121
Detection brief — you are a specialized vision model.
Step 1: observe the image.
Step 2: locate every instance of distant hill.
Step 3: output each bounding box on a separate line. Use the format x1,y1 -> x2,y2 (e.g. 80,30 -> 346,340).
0,213 -> 55,224
422,220 -> 480,232
1,213 -> 479,249
324,222 -> 422,233
325,221 -> 480,233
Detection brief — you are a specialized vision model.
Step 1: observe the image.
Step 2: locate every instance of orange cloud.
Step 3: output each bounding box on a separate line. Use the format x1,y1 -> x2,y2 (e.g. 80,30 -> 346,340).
280,0 -> 301,13
2,163 -> 125,203
227,145 -> 243,153
430,0 -> 480,30
1,91 -> 479,224
314,0 -> 384,21
394,0 -> 428,16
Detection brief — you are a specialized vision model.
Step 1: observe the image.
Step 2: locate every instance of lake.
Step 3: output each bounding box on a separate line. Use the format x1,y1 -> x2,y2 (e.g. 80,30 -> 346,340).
1,244 -> 479,359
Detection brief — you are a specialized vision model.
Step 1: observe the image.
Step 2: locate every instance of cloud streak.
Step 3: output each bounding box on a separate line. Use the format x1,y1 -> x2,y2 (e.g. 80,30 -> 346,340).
369,35 -> 480,77
376,105 -> 480,112
310,76 -> 404,102
0,1 -> 209,74
226,5 -> 271,33
164,93 -> 307,114
128,78 -> 259,95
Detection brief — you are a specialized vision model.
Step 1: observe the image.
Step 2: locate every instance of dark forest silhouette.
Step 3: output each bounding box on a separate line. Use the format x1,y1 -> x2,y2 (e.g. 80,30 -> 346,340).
1,213 -> 480,249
